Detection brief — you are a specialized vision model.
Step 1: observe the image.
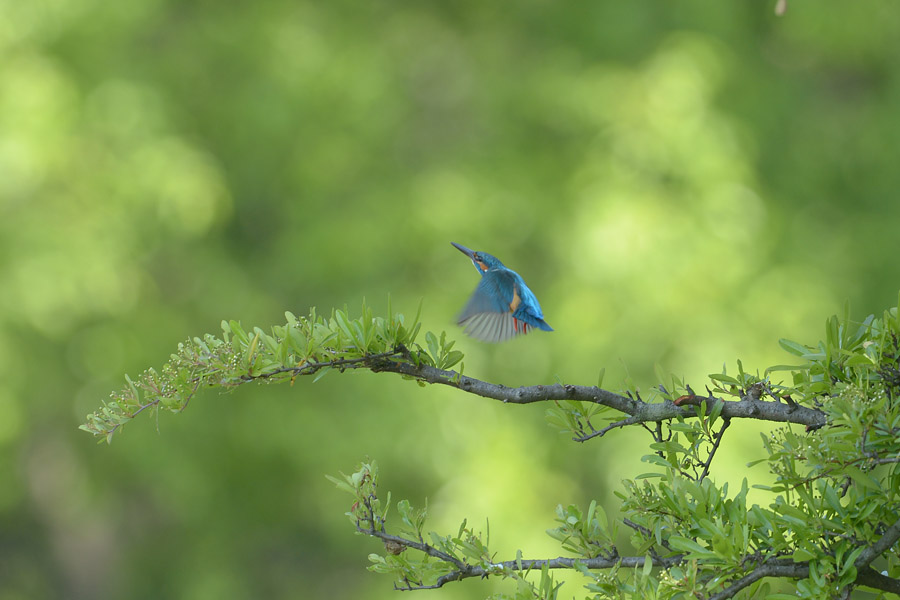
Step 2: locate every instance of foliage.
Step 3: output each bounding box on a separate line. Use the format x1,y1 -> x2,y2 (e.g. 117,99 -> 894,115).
328,461 -> 563,599
84,296 -> 900,598
321,298 -> 900,598
80,301 -> 464,442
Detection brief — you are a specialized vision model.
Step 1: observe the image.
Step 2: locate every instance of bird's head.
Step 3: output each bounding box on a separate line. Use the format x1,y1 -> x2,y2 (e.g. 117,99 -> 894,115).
451,242 -> 505,274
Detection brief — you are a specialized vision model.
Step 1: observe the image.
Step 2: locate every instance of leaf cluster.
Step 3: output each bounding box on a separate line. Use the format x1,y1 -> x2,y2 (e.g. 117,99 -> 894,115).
329,298 -> 900,598
80,301 -> 457,442
328,461 -> 563,599
552,299 -> 900,598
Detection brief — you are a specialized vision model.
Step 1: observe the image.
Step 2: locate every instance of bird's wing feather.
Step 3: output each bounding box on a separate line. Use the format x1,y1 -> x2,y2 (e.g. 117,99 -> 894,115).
459,311 -> 525,343
457,271 -> 515,319
457,271 -> 531,343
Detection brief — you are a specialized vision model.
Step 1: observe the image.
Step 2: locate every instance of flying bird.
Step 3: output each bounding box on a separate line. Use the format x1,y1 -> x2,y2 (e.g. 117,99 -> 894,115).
451,242 -> 553,342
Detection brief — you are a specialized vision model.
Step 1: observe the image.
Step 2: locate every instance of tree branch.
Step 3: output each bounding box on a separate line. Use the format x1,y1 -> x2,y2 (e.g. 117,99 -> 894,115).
699,417 -> 731,481
83,317 -> 830,442
700,556 -> 900,600
574,415 -> 642,442
856,567 -> 900,594
708,559 -> 810,600
623,517 -> 672,554
854,517 -> 900,571
364,524 -> 900,596
430,554 -> 686,589
360,529 -> 469,573
89,305 -> 900,599
370,360 -> 828,431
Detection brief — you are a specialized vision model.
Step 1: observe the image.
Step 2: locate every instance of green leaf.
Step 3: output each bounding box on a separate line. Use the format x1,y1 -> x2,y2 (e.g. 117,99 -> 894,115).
845,353 -> 875,367
229,320 -> 249,345
708,373 -> 739,386
642,553 -> 653,577
425,331 -> 439,363
845,466 -> 881,491
641,454 -> 671,468
791,547 -> 816,562
764,364 -> 806,374
325,474 -> 356,495
312,366 -> 332,383
822,484 -> 842,513
708,398 -> 724,422
666,536 -> 717,560
779,338 -> 809,357
443,350 -> 463,369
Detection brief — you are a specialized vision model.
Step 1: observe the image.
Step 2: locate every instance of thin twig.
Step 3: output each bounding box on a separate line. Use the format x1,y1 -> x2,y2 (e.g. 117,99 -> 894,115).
575,416 -> 642,442
623,518 -> 672,552
363,520 -> 900,596
699,418 -> 731,481
361,529 -> 469,572
431,553 -> 684,590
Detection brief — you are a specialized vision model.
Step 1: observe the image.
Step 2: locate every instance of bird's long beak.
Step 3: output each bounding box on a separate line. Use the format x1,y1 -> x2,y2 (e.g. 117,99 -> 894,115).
451,242 -> 476,259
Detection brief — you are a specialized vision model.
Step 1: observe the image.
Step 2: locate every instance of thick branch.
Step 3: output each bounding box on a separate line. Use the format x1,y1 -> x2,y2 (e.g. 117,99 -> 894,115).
88,340 -> 829,442
708,560 -> 810,600
857,567 -> 900,594
710,557 -> 900,599
855,517 -> 900,570
372,361 -> 828,430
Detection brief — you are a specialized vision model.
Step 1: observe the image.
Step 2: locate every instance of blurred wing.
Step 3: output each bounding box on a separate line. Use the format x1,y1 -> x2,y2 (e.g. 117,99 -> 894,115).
458,272 -> 511,317
457,272 -> 532,343
459,311 -> 532,343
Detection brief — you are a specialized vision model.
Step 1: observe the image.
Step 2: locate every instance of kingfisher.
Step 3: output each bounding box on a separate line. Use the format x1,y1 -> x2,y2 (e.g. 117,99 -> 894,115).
451,242 -> 553,343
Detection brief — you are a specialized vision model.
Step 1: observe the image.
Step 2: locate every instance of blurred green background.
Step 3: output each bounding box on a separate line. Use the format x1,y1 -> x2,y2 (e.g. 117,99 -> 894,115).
3,1 -> 900,598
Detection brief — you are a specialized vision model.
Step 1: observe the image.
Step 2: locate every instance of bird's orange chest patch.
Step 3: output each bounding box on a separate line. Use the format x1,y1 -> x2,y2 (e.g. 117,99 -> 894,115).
509,286 -> 521,313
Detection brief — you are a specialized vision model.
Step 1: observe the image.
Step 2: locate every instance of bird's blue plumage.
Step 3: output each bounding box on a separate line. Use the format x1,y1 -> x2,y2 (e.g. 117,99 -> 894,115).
451,242 -> 552,343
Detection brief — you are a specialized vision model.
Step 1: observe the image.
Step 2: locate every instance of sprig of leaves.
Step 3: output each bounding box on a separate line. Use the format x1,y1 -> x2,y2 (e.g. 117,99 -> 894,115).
328,461 -> 562,598
81,301 -> 458,442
